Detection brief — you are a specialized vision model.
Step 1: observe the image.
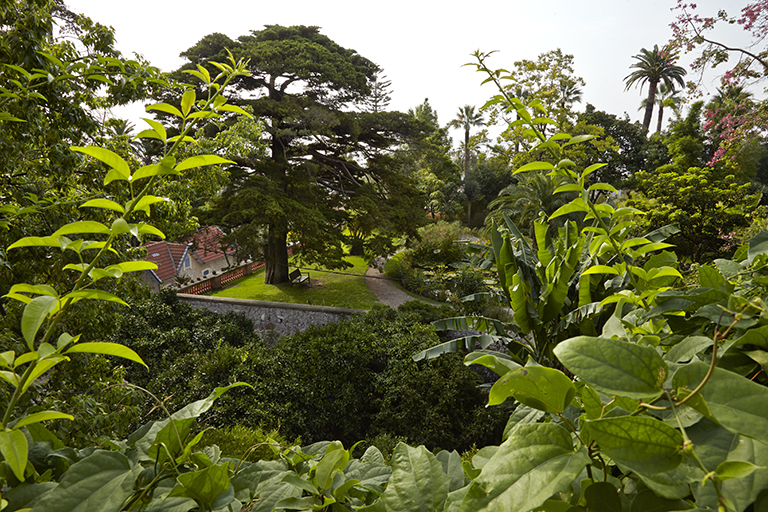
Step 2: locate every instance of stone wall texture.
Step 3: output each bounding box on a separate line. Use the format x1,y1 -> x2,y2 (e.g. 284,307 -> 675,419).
177,294 -> 364,337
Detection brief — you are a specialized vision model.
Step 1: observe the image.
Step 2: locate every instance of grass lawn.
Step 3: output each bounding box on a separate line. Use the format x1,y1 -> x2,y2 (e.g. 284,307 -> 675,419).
208,255 -> 380,310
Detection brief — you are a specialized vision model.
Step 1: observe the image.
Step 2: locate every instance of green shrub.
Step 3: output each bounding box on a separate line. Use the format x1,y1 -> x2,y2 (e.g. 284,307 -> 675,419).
200,425 -> 297,462
409,221 -> 469,269
113,296 -> 504,453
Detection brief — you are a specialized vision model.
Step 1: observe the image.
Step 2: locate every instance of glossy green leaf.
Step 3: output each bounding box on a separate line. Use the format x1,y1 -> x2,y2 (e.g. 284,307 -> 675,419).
145,102 -> 183,117
488,366 -> 575,413
168,463 -> 230,506
181,89 -> 195,117
458,424 -> 589,512
674,362 -> 768,443
586,416 -> 683,475
21,296 -> 57,349
314,441 -> 348,491
14,411 -> 74,429
71,147 -> 129,183
133,195 -> 168,214
52,221 -> 110,237
79,199 -> 124,213
62,290 -> 128,306
554,336 -> 667,399
716,460 -> 762,481
140,117 -> 166,143
136,223 -> 165,239
375,443 -> 449,512
8,283 -> 58,298
216,104 -> 252,117
0,429 -> 28,481
65,342 -> 146,367
7,235 -> 64,250
581,265 -> 619,276
549,199 -> 589,220
30,450 -> 141,511
131,163 -> 179,181
465,351 -> 521,377
515,161 -> 555,173
175,155 -> 235,172
105,261 -> 157,274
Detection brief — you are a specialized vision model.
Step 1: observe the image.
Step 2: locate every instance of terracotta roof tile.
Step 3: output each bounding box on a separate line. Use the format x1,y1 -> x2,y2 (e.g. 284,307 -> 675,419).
186,226 -> 236,264
144,241 -> 189,283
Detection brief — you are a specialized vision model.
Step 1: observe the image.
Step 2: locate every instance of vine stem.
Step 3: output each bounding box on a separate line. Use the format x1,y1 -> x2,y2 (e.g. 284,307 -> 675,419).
639,309 -> 740,412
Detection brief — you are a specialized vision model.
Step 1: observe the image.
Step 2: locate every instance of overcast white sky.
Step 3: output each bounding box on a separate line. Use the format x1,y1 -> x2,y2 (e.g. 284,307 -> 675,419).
65,0 -> 753,138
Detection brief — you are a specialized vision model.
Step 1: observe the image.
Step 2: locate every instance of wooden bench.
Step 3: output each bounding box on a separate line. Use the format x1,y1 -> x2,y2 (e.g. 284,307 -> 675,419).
289,269 -> 310,286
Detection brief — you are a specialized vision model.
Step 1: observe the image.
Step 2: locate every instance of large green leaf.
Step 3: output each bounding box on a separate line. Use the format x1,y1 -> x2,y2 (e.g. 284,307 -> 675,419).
30,450 -> 141,512
585,416 -> 683,475
168,463 -> 230,507
554,336 -> 667,399
0,429 -> 28,481
71,147 -> 129,183
436,450 -> 465,492
488,366 -> 575,414
374,443 -> 449,512
175,155 -> 234,171
314,441 -> 349,491
464,351 -> 521,377
21,296 -> 58,349
52,221 -> 110,237
584,481 -> 622,512
65,342 -> 146,367
748,231 -> 768,264
673,361 -> 768,443
458,424 -> 589,512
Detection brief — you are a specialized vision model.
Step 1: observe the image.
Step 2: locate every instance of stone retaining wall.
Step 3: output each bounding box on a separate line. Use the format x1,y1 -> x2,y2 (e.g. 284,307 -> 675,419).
177,294 -> 364,337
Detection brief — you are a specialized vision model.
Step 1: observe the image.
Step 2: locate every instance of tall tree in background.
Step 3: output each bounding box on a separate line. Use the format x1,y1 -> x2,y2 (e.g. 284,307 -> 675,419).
653,83 -> 682,133
448,105 -> 484,224
362,70 -> 392,112
177,26 -> 426,284
624,44 -> 687,131
448,105 -> 484,176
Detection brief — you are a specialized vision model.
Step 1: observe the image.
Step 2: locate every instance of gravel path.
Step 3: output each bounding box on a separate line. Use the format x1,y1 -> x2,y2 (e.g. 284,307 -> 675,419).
365,257 -> 415,309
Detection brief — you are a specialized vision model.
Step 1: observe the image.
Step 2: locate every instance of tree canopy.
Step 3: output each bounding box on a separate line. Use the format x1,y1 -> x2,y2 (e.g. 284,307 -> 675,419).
176,26 -> 429,283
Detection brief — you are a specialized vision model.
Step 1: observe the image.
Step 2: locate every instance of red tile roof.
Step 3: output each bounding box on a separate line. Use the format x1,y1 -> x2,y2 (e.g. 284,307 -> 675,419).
186,226 -> 237,264
144,241 -> 189,283
143,226 -> 236,284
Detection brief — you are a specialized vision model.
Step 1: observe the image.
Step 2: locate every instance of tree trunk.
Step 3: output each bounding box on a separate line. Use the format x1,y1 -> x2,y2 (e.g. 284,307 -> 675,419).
656,103 -> 664,134
264,225 -> 289,284
464,128 -> 470,177
642,81 -> 658,132
467,199 -> 472,225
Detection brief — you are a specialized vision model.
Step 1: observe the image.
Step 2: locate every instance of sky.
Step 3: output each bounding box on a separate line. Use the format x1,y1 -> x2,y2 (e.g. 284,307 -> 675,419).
64,0 -> 755,139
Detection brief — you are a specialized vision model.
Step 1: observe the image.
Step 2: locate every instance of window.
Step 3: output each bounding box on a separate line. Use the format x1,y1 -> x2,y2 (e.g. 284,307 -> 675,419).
183,255 -> 191,269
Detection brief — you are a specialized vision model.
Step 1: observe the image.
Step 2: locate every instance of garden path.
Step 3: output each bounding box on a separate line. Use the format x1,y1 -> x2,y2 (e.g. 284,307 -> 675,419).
365,257 -> 414,309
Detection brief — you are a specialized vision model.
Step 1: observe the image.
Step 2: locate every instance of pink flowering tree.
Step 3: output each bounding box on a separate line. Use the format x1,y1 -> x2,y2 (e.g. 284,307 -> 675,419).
670,1 -> 768,167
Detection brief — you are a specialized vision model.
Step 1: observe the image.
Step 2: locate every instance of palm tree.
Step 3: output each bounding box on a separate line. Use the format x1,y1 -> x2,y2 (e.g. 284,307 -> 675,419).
639,83 -> 682,133
624,45 -> 687,132
558,79 -> 583,111
448,105 -> 484,176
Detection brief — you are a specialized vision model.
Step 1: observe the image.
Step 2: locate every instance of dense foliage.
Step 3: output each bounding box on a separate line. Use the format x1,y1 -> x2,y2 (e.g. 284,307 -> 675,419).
115,292 -> 502,453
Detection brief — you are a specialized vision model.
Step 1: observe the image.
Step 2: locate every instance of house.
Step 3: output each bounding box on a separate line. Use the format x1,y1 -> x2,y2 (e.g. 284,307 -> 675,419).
141,226 -> 237,292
